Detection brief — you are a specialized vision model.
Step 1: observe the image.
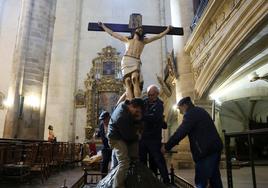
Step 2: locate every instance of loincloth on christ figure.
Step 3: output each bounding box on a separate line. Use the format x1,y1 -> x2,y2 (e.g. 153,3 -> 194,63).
121,55 -> 144,89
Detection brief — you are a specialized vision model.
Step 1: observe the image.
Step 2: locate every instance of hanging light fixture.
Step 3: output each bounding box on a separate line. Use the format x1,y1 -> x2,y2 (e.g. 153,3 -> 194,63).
249,72 -> 268,82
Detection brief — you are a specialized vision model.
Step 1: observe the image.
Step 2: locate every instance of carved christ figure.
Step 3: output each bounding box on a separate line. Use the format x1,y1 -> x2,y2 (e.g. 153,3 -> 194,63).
98,22 -> 172,100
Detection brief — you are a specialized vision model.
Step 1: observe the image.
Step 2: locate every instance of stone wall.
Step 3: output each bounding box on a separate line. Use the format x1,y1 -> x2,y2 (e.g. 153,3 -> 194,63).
0,0 -> 21,137
0,0 -> 178,143
2,0 -> 56,139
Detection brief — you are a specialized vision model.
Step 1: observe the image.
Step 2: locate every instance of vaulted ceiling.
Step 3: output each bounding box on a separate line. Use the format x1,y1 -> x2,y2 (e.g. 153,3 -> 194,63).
210,20 -> 268,132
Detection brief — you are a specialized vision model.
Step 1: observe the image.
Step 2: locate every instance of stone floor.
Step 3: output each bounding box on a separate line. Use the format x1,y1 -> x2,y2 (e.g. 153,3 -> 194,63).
176,166 -> 268,188
0,167 -> 84,188
1,166 -> 268,188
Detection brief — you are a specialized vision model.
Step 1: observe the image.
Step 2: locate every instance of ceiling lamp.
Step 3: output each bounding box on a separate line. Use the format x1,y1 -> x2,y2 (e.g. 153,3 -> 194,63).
249,72 -> 268,82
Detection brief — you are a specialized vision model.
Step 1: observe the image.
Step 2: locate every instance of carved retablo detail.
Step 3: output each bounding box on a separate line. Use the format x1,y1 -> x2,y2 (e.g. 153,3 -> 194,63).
84,46 -> 124,139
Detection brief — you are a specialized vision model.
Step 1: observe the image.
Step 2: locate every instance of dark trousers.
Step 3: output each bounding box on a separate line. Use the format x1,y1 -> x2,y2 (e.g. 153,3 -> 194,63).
100,148 -> 112,176
139,139 -> 170,183
195,152 -> 223,188
149,154 -> 158,175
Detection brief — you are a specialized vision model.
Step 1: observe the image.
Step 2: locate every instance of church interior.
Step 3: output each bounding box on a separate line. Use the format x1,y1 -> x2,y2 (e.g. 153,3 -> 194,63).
0,0 -> 267,187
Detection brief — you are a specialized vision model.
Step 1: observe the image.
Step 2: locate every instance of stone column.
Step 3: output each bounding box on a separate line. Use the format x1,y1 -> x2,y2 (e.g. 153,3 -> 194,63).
159,0 -> 167,76
170,0 -> 195,98
70,0 -> 83,143
3,0 -> 56,139
168,0 -> 195,169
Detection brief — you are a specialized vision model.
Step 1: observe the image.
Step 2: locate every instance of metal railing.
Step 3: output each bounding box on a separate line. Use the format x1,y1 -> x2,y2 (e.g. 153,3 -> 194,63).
70,166 -> 195,188
190,0 -> 209,32
223,128 -> 268,188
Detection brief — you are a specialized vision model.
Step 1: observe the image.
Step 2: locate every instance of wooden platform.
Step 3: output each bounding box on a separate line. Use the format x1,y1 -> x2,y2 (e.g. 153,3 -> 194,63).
71,168 -> 194,188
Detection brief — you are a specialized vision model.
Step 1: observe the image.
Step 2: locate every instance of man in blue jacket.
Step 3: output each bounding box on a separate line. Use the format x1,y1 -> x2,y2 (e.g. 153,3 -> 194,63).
96,111 -> 111,177
107,98 -> 144,188
162,97 -> 223,188
139,85 -> 170,184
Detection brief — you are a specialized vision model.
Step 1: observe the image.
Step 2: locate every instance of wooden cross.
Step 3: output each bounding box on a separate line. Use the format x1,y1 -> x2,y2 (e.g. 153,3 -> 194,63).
88,13 -> 183,36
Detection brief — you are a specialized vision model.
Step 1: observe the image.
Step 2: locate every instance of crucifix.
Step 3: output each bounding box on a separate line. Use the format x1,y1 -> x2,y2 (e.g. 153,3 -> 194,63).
88,14 -> 183,100
88,13 -> 183,35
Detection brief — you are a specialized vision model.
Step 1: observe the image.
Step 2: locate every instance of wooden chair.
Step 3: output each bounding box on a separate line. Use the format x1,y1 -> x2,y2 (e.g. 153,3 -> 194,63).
63,142 -> 73,167
0,143 -> 7,178
53,142 -> 70,170
30,142 -> 47,183
49,142 -> 61,171
2,143 -> 30,182
74,143 -> 82,165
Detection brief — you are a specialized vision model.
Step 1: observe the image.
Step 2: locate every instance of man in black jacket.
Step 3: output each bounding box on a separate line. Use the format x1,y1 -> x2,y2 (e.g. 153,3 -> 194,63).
96,111 -> 111,177
162,97 -> 223,188
139,85 -> 170,184
107,98 -> 144,188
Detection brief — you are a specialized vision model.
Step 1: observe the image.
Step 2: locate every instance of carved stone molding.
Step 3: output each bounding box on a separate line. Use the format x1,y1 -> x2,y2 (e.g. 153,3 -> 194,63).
166,51 -> 178,80
158,51 -> 178,97
185,0 -> 268,98
157,75 -> 171,97
193,52 -> 211,81
187,0 -> 244,64
84,46 -> 124,139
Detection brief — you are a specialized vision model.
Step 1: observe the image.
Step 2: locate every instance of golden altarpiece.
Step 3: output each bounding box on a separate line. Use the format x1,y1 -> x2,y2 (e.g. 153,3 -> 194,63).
84,46 -> 124,139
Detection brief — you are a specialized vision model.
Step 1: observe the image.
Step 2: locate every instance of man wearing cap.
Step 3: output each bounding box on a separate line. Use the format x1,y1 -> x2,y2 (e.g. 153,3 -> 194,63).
162,97 -> 223,188
107,98 -> 144,188
96,111 -> 112,176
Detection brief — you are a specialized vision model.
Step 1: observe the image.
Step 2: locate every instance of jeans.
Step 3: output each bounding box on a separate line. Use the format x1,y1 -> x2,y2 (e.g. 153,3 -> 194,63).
109,139 -> 138,188
111,149 -> 118,169
195,152 -> 223,188
100,148 -> 112,176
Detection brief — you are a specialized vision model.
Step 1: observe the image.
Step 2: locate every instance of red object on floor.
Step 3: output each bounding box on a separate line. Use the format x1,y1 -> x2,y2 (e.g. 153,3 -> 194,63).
89,143 -> 97,156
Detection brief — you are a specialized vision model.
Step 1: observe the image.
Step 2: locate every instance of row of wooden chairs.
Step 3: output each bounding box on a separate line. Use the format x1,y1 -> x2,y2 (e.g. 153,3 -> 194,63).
0,140 -> 83,184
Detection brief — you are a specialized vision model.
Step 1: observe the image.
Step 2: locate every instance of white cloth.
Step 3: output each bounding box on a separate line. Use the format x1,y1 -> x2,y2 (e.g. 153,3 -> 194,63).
121,56 -> 141,78
121,56 -> 143,84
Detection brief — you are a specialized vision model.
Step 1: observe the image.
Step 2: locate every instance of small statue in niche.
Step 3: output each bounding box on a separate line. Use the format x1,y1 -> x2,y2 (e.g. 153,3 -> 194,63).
166,51 -> 178,79
48,125 -> 56,143
75,89 -> 86,108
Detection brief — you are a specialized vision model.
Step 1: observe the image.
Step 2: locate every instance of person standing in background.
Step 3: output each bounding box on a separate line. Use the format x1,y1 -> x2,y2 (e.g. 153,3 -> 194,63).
96,111 -> 112,177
